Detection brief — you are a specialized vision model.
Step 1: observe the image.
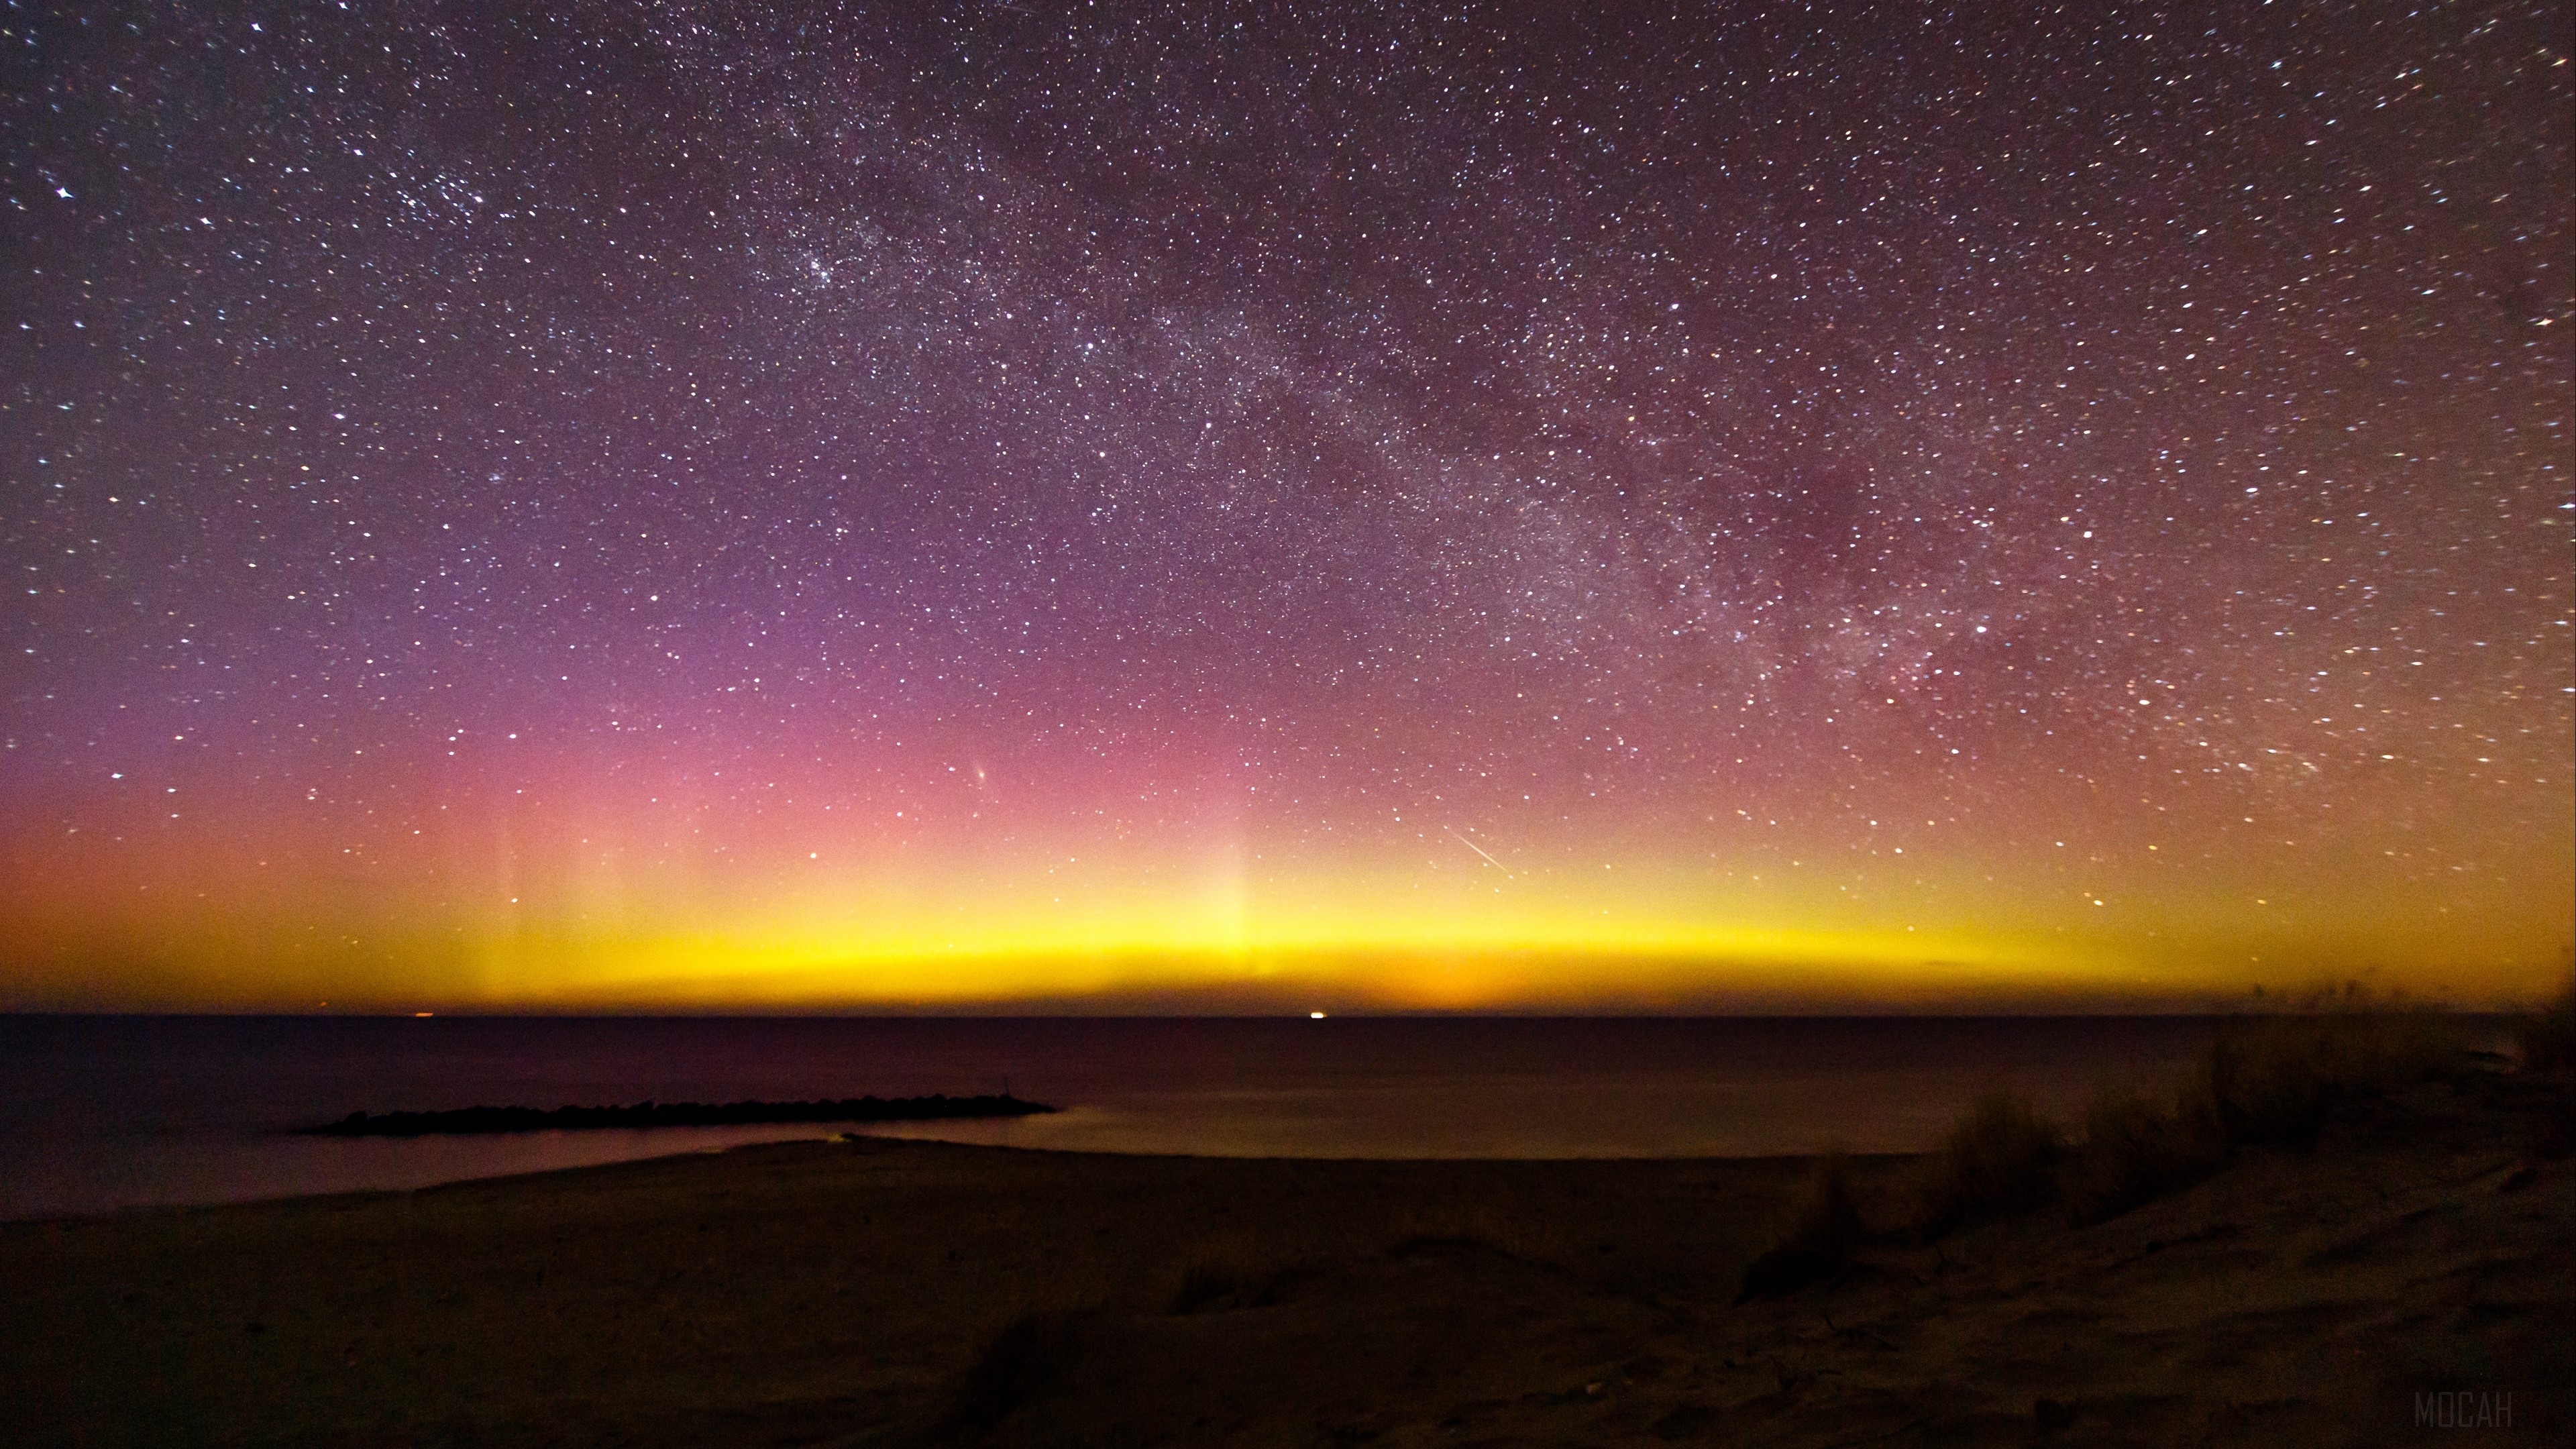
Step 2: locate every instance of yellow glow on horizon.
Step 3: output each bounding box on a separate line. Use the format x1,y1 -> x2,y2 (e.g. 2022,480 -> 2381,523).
394,877 -> 2557,1014
5,786 -> 2567,1012
528,919 -> 2045,1008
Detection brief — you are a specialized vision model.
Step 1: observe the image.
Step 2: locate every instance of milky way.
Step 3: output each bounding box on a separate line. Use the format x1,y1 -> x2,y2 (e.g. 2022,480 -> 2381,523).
4,1 -> 2569,1010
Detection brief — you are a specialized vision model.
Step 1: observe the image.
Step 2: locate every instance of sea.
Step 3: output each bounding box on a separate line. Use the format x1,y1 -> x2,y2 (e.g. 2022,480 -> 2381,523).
0,1013 -> 2332,1221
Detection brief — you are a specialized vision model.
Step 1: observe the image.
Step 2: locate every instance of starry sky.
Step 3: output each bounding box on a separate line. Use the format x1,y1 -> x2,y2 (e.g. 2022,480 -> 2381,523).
3,0 -> 2569,1013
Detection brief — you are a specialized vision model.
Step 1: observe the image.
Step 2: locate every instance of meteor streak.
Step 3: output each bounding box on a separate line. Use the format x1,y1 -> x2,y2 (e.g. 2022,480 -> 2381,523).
1446,828 -> 1513,877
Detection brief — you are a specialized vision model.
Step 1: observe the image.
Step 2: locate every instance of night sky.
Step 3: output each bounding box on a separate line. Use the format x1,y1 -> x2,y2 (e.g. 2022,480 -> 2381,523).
4,1 -> 2569,1012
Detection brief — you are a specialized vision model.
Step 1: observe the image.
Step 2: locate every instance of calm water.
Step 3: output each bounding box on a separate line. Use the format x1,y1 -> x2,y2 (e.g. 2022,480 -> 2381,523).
0,1014 -> 2237,1220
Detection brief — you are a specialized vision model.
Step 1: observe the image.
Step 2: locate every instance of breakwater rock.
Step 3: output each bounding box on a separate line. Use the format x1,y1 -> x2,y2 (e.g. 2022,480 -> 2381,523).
305,1093 -> 1055,1137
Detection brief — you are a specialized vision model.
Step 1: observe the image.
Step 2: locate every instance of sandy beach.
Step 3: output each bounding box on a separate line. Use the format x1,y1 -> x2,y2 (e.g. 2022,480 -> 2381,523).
3,1063 -> 2566,1447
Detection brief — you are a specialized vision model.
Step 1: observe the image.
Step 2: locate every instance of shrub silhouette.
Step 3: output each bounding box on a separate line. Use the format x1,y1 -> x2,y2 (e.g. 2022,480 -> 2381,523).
2518,971 -> 2576,1073
1169,1257 -> 1283,1314
1735,1150 -> 1862,1302
936,1311 -> 1092,1440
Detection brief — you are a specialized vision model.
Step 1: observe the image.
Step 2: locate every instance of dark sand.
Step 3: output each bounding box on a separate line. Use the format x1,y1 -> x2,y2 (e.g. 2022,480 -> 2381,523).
3,1070 -> 2567,1447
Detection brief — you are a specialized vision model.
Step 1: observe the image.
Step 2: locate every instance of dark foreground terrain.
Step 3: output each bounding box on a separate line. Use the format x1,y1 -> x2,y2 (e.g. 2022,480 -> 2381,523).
2,1067 -> 2567,1447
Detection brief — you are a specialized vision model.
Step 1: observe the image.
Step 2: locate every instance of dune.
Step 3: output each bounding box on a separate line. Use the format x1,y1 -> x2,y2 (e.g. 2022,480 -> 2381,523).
1,1058 -> 2565,1446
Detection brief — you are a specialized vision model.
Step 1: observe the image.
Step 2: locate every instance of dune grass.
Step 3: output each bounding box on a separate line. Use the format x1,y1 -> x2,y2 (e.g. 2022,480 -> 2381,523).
1911,1089 -> 2063,1240
1737,991 -> 2490,1296
936,1310 -> 1095,1441
2059,998 -> 2467,1229
2063,1084 -> 2226,1226
2063,996 -> 2465,1233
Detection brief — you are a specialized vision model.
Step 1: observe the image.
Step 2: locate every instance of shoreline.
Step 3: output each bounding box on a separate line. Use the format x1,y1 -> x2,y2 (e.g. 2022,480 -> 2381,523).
0,1129 -> 1892,1229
